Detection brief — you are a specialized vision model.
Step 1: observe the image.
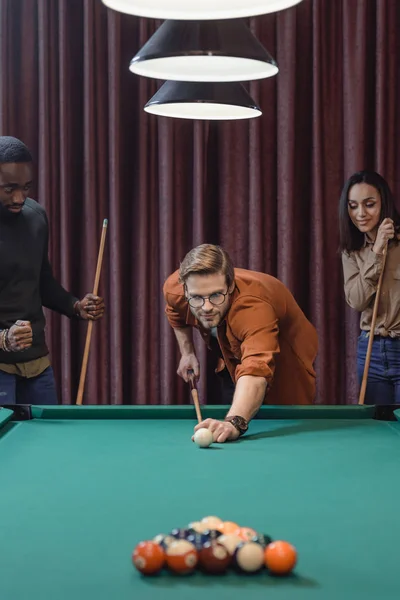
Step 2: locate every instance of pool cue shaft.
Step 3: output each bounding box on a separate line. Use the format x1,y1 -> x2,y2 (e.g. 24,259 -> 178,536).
188,369 -> 203,423
76,219 -> 108,406
358,244 -> 388,405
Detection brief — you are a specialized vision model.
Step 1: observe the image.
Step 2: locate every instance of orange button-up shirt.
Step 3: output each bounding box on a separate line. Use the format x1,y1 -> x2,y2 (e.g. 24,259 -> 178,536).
163,268 -> 318,405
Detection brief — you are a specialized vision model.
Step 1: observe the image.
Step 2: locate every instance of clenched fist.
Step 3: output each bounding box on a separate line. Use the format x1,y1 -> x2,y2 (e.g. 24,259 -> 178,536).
7,320 -> 33,352
373,218 -> 395,255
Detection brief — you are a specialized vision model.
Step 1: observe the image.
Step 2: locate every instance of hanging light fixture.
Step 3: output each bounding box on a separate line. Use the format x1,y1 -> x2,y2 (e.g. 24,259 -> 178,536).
102,0 -> 304,20
144,81 -> 262,120
129,20 -> 278,82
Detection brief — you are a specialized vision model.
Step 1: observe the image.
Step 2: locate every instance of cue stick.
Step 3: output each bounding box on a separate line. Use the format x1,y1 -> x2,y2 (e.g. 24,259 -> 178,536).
76,218 -> 108,406
188,369 -> 203,423
358,243 -> 388,405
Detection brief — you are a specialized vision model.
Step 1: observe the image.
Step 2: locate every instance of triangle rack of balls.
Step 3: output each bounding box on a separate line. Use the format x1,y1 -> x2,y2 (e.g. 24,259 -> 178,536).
132,515 -> 297,576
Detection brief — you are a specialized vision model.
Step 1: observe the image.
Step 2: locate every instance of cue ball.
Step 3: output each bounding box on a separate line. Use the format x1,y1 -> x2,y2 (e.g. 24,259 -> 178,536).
193,428 -> 213,448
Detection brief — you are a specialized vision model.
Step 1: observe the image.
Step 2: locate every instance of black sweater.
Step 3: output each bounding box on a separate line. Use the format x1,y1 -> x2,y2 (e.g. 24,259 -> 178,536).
0,198 -> 78,364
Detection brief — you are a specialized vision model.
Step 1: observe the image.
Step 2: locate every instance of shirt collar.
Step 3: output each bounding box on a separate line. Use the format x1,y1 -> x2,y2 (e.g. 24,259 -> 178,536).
363,234 -> 374,247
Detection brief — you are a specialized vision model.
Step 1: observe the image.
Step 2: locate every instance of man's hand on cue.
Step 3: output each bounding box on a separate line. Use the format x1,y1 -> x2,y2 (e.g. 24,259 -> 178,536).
177,353 -> 200,382
74,293 -> 105,321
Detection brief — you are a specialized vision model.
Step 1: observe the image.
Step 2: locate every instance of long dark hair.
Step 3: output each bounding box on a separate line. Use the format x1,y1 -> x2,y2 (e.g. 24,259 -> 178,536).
338,170 -> 400,253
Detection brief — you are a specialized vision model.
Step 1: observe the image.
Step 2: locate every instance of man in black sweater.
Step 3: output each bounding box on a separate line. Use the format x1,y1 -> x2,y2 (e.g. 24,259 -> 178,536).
0,136 -> 105,403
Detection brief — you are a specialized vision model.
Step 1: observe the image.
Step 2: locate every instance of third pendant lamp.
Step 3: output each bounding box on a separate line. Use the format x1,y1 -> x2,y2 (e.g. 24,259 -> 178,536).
130,19 -> 278,82
144,81 -> 262,121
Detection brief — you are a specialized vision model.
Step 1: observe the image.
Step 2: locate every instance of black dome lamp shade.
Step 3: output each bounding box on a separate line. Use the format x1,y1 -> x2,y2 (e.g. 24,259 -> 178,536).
144,81 -> 262,120
129,19 -> 278,82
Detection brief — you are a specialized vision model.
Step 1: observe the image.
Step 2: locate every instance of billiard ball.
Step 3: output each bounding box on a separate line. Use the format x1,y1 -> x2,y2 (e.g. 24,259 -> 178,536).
201,515 -> 223,529
235,526 -> 258,542
165,540 -> 198,574
198,541 -> 232,574
217,533 -> 243,555
193,428 -> 213,448
170,527 -> 194,540
233,541 -> 265,573
201,528 -> 223,541
132,541 -> 165,575
264,540 -> 297,575
186,532 -> 210,551
251,533 -> 273,548
188,520 -> 210,533
153,533 -> 175,549
217,521 -> 239,535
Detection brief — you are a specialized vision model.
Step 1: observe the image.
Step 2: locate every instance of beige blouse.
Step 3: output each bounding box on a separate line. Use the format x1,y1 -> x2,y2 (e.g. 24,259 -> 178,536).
342,237 -> 400,337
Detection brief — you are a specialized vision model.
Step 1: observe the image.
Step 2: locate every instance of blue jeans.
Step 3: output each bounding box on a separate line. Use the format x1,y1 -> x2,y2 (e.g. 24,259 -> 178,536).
0,366 -> 58,404
357,332 -> 400,404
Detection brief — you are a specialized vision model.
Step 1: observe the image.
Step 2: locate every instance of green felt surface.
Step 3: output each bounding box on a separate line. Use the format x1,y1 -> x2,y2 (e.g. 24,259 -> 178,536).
0,406 -> 13,426
1,407 -> 400,600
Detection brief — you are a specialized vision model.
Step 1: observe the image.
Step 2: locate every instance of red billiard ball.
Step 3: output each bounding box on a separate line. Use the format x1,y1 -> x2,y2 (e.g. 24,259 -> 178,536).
132,541 -> 165,575
264,540 -> 297,575
165,540 -> 198,574
198,541 -> 232,574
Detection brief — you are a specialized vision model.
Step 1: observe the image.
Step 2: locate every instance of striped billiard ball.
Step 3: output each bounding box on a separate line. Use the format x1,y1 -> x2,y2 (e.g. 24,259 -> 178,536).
165,540 -> 198,574
132,541 -> 165,575
198,541 -> 232,574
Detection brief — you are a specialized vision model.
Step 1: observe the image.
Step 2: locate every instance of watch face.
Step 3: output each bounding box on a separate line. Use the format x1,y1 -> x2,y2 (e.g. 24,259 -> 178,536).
236,417 -> 248,431
228,416 -> 248,432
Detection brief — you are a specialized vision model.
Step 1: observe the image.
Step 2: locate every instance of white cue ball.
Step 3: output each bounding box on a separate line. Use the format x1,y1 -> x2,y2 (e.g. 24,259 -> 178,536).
193,428 -> 213,448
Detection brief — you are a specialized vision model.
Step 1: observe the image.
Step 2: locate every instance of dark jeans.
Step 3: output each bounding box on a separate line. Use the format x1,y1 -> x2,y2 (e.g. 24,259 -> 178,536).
0,366 -> 58,404
357,331 -> 400,405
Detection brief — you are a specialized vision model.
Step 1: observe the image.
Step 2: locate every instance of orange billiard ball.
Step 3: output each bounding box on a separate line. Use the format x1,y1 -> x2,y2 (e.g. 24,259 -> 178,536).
217,521 -> 239,535
165,540 -> 198,574
264,540 -> 297,575
132,540 -> 165,575
235,526 -> 258,542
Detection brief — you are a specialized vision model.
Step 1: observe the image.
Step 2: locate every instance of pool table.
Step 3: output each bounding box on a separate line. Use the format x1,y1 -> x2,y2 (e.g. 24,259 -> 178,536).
1,404 -> 399,600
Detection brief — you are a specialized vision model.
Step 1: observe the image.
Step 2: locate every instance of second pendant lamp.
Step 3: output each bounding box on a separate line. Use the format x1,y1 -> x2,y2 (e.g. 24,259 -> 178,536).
130,19 -> 279,83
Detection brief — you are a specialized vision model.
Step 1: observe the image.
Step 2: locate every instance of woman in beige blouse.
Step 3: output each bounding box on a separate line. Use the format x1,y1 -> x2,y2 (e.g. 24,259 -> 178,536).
339,170 -> 400,404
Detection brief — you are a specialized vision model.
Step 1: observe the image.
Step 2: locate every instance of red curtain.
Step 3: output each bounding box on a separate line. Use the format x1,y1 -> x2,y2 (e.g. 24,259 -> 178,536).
0,0 -> 399,405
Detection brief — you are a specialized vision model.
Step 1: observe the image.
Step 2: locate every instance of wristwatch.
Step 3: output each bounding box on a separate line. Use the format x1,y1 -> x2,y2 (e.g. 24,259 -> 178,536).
224,415 -> 248,436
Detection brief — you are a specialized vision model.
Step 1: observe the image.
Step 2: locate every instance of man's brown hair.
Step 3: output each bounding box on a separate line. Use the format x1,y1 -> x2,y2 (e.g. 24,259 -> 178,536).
179,244 -> 235,288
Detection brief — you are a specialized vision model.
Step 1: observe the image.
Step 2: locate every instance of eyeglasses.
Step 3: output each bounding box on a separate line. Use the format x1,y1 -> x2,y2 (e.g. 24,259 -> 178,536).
187,289 -> 230,308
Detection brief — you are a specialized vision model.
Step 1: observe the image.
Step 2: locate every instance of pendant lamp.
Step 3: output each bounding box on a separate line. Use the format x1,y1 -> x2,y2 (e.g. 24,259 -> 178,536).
144,81 -> 262,120
102,0 -> 304,20
129,19 -> 278,82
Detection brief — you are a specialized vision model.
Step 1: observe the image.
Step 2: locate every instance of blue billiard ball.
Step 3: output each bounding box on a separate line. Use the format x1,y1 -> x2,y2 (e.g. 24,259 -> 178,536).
202,528 -> 223,541
186,532 -> 210,551
170,527 -> 195,540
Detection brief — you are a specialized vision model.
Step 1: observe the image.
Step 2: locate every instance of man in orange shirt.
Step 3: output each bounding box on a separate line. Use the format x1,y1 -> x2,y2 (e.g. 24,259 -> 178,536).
163,244 -> 318,443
